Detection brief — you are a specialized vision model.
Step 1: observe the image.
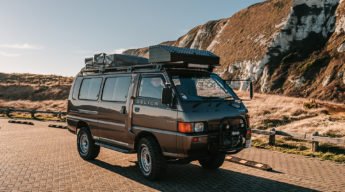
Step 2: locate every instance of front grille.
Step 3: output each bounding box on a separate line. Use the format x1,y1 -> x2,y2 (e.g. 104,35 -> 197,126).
207,118 -> 244,132
207,118 -> 246,150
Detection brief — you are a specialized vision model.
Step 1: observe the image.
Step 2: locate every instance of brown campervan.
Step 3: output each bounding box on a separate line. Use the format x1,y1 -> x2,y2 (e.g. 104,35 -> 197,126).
67,45 -> 252,180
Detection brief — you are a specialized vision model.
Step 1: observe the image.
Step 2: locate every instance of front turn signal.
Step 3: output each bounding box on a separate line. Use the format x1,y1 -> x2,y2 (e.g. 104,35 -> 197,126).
178,122 -> 193,133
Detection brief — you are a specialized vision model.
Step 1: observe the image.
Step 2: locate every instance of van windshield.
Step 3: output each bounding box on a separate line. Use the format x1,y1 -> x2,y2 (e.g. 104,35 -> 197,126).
170,71 -> 238,101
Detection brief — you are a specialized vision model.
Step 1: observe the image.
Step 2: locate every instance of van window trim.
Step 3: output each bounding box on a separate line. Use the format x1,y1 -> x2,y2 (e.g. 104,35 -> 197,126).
101,75 -> 132,103
78,77 -> 103,101
71,77 -> 82,100
136,73 -> 167,100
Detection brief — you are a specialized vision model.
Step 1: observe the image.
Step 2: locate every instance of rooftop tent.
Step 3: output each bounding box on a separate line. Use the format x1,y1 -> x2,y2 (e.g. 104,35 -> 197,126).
84,53 -> 149,69
148,45 -> 220,66
105,54 -> 148,66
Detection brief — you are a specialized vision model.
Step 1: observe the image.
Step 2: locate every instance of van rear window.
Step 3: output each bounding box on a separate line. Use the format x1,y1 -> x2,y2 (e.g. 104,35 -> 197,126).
72,77 -> 83,100
102,76 -> 131,102
79,78 -> 102,100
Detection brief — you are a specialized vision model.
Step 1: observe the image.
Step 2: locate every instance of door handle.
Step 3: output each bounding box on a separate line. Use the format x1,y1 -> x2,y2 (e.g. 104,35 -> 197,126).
134,107 -> 140,112
120,106 -> 126,114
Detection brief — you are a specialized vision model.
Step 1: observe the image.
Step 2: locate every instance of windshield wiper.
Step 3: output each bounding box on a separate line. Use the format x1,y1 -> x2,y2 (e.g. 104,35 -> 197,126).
223,96 -> 234,100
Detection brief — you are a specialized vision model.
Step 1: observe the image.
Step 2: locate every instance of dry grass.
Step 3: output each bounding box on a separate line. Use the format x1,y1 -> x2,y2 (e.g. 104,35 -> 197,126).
0,73 -> 72,101
242,93 -> 345,138
0,99 -> 66,112
253,137 -> 345,163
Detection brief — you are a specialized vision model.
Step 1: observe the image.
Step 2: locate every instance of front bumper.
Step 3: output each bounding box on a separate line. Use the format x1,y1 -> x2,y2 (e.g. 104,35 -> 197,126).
175,133 -> 251,160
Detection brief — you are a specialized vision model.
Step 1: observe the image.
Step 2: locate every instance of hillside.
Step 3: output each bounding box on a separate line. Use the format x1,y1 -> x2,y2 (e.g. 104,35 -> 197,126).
124,0 -> 345,103
0,73 -> 72,101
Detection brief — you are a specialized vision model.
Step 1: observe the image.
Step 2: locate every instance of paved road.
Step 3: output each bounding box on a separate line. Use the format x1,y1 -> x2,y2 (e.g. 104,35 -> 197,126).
0,118 -> 344,192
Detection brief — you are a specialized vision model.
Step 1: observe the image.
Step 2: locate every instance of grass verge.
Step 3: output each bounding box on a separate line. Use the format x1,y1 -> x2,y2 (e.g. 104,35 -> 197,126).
253,137 -> 345,163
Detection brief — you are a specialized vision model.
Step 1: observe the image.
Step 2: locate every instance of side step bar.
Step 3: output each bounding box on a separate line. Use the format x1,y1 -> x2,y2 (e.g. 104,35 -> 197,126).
95,142 -> 135,154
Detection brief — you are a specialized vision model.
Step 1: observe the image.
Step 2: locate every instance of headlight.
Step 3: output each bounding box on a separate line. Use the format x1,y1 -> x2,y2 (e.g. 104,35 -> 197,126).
193,122 -> 205,132
178,122 -> 205,133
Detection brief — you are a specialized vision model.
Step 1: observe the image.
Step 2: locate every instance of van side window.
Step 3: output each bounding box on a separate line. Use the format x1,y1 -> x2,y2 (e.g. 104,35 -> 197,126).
72,77 -> 82,100
102,76 -> 131,102
79,78 -> 102,100
139,76 -> 165,99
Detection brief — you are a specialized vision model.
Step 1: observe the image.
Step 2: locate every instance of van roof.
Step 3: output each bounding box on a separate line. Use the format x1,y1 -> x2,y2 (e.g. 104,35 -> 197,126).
80,45 -> 220,75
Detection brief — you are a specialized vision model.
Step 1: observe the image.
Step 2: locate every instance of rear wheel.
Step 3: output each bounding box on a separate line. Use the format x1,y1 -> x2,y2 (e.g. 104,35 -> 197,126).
198,153 -> 226,169
77,128 -> 100,160
137,137 -> 166,180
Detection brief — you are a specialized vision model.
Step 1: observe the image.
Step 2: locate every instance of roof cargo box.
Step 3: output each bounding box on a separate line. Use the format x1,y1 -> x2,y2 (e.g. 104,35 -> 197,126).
148,45 -> 220,66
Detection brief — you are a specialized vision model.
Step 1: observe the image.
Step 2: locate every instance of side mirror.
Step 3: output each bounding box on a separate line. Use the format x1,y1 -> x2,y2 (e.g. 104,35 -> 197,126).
162,87 -> 173,105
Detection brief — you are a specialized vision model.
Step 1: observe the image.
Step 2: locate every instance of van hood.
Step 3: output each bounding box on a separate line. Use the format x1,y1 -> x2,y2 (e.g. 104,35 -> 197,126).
177,100 -> 248,122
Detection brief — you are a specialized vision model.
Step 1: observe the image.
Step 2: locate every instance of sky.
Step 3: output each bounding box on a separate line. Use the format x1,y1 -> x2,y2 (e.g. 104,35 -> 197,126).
0,0 -> 262,76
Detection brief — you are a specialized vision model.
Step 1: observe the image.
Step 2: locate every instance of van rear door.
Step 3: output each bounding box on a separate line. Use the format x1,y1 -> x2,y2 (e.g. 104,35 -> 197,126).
76,77 -> 103,136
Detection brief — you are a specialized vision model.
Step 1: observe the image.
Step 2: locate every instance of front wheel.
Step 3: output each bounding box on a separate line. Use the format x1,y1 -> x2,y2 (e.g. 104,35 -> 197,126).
137,137 -> 166,180
198,153 -> 226,169
77,128 -> 100,160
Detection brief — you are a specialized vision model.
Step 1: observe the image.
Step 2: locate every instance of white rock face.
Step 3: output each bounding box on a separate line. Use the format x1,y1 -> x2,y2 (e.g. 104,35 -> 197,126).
322,75 -> 331,87
226,0 -> 340,92
337,43 -> 345,52
207,21 -> 229,51
259,66 -> 270,92
176,20 -> 226,50
190,27 -> 208,49
289,76 -> 306,88
254,34 -> 270,47
335,16 -> 345,34
178,32 -> 196,48
294,0 -> 338,8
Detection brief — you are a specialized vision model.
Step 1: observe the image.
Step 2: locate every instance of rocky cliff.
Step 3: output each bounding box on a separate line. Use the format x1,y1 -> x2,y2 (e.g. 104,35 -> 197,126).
124,0 -> 345,103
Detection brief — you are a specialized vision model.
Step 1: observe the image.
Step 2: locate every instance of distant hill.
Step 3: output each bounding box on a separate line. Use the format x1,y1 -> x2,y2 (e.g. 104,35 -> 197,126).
0,73 -> 72,101
124,0 -> 345,103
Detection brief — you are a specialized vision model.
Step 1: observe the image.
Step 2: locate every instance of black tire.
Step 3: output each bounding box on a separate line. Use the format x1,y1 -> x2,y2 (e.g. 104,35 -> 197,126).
137,137 -> 167,180
77,128 -> 100,160
198,153 -> 226,169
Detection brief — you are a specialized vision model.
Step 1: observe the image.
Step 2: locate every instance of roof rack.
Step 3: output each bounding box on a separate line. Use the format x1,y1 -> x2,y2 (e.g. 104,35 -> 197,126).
80,45 -> 220,74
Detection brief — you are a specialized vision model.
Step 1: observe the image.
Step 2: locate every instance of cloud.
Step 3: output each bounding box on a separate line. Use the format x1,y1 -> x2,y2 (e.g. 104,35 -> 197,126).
111,48 -> 127,54
0,43 -> 43,50
75,47 -> 133,57
0,51 -> 21,57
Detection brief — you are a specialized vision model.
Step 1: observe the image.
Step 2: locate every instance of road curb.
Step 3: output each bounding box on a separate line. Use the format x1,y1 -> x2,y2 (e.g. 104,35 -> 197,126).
8,120 -> 34,125
48,124 -> 67,129
226,156 -> 272,171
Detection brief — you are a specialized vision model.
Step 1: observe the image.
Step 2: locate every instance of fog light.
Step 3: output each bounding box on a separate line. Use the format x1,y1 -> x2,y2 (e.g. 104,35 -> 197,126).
192,137 -> 199,142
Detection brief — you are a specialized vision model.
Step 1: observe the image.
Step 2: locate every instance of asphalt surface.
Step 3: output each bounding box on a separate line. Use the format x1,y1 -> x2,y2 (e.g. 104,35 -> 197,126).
0,118 -> 344,192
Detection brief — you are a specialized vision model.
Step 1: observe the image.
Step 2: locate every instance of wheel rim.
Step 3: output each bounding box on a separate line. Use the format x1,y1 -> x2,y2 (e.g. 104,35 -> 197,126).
140,144 -> 152,175
79,133 -> 89,154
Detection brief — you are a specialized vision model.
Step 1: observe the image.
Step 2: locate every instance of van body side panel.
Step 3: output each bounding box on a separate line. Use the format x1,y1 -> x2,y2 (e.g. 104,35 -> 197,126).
97,101 -> 127,142
67,76 -> 103,137
132,104 -> 177,153
131,72 -> 178,154
72,100 -> 101,136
